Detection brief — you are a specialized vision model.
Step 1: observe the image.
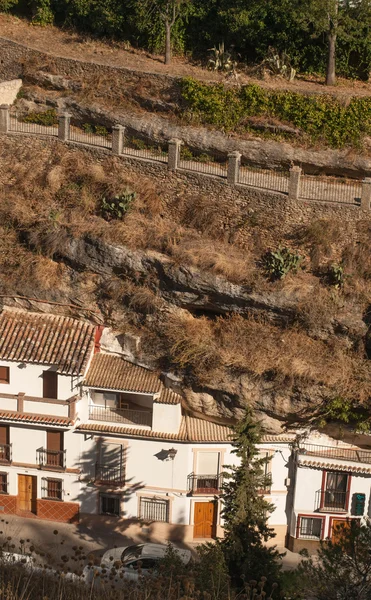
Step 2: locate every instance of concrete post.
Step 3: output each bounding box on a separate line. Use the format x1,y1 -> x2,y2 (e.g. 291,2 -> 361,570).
227,151 -> 241,184
361,178 -> 371,210
58,112 -> 71,142
168,138 -> 182,171
288,166 -> 302,200
112,124 -> 125,155
17,392 -> 25,413
0,104 -> 9,133
68,397 -> 77,421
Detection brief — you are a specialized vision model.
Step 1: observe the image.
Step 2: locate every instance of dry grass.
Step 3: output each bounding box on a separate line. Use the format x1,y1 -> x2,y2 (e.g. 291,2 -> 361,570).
295,219 -> 343,268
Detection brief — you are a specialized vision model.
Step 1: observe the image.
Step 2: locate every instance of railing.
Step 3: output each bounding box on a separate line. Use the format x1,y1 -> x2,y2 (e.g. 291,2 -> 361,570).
0,444 -> 12,464
298,443 -> 371,464
1,106 -> 370,209
301,174 -> 362,205
315,489 -> 348,512
89,404 -> 152,427
37,448 -> 66,469
187,473 -> 222,494
95,462 -> 125,485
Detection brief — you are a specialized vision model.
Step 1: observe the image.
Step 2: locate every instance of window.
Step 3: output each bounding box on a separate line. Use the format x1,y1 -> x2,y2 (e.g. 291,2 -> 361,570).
0,473 -> 8,494
139,497 -> 169,523
0,367 -> 10,385
0,426 -> 10,462
298,517 -> 323,540
96,442 -> 125,484
42,478 -> 62,500
43,371 -> 58,399
323,472 -> 349,510
45,431 -> 64,467
100,493 -> 120,516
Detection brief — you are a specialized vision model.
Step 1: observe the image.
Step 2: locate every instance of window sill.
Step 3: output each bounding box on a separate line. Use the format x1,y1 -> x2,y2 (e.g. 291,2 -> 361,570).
41,497 -> 63,502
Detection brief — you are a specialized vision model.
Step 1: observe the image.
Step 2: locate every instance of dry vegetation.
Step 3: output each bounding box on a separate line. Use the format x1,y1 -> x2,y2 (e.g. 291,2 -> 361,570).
1,135 -> 371,415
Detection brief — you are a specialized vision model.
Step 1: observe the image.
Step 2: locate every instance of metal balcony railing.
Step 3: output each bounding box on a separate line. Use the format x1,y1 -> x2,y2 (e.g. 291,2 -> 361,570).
37,448 -> 66,470
95,463 -> 125,485
0,444 -> 12,464
315,489 -> 349,512
89,405 -> 152,427
187,473 -> 222,495
298,443 -> 371,464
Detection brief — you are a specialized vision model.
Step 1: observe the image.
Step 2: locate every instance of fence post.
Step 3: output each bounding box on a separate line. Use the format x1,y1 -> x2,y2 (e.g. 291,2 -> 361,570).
227,151 -> 241,184
361,178 -> 371,210
58,112 -> 71,142
168,138 -> 182,171
288,166 -> 302,200
0,104 -> 9,133
112,124 -> 124,155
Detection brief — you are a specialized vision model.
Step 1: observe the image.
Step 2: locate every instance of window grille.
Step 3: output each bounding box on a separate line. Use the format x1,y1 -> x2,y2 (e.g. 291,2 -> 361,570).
42,478 -> 63,501
100,494 -> 120,516
298,517 -> 323,539
139,497 -> 169,523
0,472 -> 8,494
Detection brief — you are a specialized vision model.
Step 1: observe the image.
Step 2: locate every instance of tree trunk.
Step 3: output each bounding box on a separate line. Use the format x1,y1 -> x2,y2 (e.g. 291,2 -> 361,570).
326,30 -> 337,86
165,20 -> 171,65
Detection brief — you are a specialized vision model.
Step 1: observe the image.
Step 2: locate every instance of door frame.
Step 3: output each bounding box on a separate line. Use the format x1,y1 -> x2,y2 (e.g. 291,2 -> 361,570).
192,499 -> 218,539
18,474 -> 37,513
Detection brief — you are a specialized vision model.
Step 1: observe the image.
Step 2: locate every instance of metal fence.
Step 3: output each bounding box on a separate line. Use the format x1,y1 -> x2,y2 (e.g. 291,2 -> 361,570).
239,162 -> 289,193
300,174 -> 362,205
298,443 -> 371,464
178,146 -> 227,177
89,404 -> 152,427
69,126 -> 112,149
122,134 -> 168,163
9,113 -> 58,137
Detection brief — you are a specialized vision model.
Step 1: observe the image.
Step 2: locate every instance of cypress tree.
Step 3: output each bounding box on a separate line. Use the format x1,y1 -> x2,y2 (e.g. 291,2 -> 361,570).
221,408 -> 282,586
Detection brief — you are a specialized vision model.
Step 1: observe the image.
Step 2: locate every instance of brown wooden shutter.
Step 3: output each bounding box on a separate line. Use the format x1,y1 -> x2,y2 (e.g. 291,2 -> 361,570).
0,367 -> 10,384
47,431 -> 63,452
0,426 -> 9,446
43,371 -> 58,399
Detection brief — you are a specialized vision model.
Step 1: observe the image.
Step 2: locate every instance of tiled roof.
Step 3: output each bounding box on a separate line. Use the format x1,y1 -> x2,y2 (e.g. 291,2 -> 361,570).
298,458 -> 371,475
155,388 -> 182,405
76,414 -> 232,443
85,353 -> 162,394
0,410 -> 72,426
0,309 -> 95,375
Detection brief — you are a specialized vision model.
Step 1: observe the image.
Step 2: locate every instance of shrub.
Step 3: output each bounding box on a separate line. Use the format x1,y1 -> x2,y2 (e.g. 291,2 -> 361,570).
327,264 -> 344,288
22,109 -> 58,126
101,191 -> 136,220
263,247 -> 302,280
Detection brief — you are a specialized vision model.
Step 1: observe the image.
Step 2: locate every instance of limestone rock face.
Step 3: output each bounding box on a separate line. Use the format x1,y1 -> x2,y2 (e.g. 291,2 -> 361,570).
0,79 -> 22,105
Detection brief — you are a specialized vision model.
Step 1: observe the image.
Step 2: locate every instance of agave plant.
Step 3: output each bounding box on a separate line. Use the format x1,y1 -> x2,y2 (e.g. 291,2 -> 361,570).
207,42 -> 237,73
263,47 -> 296,81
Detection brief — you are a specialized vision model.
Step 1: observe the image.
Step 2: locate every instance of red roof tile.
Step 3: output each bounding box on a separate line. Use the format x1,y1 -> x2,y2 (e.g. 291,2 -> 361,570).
85,353 -> 162,394
0,410 -> 72,426
0,309 -> 95,375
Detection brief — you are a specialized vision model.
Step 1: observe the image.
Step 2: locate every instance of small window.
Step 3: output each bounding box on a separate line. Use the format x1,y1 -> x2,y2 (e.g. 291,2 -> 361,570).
0,367 -> 10,385
0,473 -> 8,494
298,517 -> 323,539
42,478 -> 62,501
43,371 -> 58,399
139,497 -> 169,523
100,493 -> 120,516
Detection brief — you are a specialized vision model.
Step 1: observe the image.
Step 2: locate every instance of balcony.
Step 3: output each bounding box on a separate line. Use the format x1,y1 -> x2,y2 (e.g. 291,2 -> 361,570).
95,463 -> 125,486
0,444 -> 12,464
89,405 -> 152,427
37,448 -> 66,470
315,489 -> 349,513
187,473 -> 222,495
299,443 -> 371,464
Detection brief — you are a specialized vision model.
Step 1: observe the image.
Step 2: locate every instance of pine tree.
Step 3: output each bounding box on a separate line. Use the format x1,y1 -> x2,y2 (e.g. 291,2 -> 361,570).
220,408 -> 282,586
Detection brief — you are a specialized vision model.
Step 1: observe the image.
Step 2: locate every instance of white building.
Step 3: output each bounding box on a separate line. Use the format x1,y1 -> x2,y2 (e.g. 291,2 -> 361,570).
0,307 -> 369,550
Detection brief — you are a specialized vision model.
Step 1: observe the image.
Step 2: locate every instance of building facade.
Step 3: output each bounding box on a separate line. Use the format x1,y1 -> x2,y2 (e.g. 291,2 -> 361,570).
0,307 -> 369,550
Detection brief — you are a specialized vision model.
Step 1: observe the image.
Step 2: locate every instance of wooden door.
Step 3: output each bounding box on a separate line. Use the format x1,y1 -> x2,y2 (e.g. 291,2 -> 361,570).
46,431 -> 63,467
18,475 -> 37,513
193,502 -> 216,539
0,425 -> 9,461
331,519 -> 351,544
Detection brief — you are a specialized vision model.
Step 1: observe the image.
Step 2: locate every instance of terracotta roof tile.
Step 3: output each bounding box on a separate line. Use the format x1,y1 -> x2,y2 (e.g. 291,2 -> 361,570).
0,309 -> 95,375
155,388 -> 181,405
76,414 -> 232,442
0,410 -> 72,426
85,353 -> 162,394
298,458 -> 371,474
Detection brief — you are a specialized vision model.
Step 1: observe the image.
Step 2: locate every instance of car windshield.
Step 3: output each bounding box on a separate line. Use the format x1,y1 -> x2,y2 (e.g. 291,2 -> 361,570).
121,545 -> 143,564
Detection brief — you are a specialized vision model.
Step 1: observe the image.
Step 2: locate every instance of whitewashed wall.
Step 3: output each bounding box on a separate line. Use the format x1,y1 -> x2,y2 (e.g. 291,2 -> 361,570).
0,360 -> 80,399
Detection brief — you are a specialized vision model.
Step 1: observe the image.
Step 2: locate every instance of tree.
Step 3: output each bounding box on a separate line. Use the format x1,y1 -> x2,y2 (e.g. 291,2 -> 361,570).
220,408 -> 282,587
296,519 -> 371,600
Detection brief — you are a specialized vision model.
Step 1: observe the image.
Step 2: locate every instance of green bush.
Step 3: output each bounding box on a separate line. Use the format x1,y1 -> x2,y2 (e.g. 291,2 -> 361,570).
82,123 -> 109,137
263,247 -> 302,280
180,78 -> 371,148
22,109 -> 58,126
101,191 -> 136,220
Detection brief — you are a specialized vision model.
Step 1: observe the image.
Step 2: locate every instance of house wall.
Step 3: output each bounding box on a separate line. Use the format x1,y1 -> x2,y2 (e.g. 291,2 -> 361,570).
152,403 -> 182,434
0,360 -> 80,399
